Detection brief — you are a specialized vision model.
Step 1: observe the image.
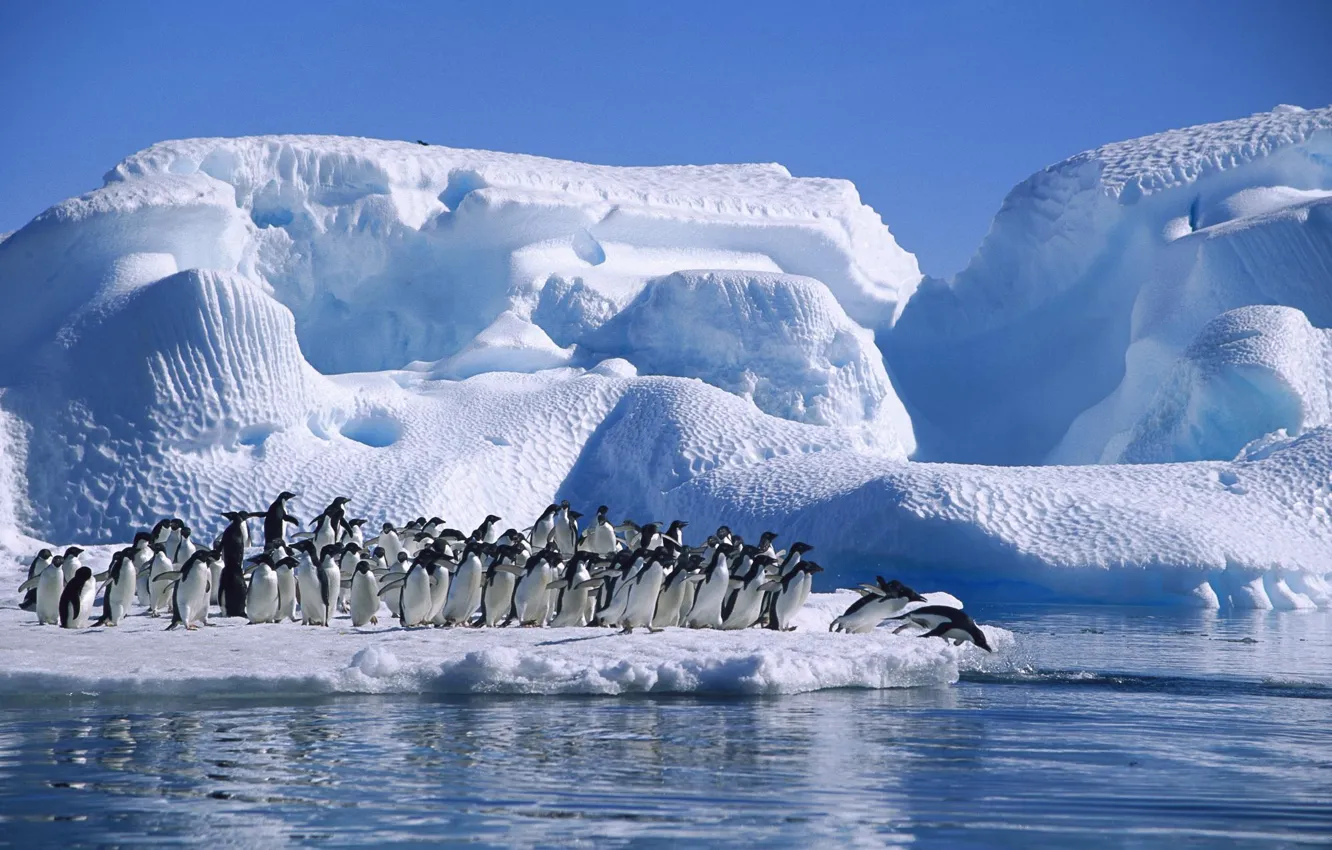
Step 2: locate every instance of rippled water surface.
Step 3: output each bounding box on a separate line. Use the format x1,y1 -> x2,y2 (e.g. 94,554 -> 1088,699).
2,605 -> 1330,847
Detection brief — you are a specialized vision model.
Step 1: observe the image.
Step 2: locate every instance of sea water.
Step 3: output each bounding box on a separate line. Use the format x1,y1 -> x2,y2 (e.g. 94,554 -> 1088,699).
1,605 -> 1329,847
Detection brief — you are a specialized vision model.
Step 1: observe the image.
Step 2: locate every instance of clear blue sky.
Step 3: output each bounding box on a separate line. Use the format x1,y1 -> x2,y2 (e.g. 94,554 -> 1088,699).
2,0 -> 1329,276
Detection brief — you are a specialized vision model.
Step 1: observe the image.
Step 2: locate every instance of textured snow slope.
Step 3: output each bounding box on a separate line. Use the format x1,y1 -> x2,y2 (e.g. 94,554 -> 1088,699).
888,105 -> 1332,465
0,592 -> 1007,697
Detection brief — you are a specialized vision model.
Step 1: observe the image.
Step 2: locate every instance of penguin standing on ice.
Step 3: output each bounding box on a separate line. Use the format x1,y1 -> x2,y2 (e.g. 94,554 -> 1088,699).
619,550 -> 668,634
549,552 -> 601,627
245,553 -> 281,624
349,561 -> 382,627
582,506 -> 618,556
17,554 -> 64,625
263,491 -> 301,548
684,543 -> 735,629
58,567 -> 96,629
530,504 -> 559,549
441,541 -> 486,626
472,514 -> 502,545
217,511 -> 258,617
93,548 -> 137,627
768,561 -> 823,631
162,550 -> 215,631
19,549 -> 53,611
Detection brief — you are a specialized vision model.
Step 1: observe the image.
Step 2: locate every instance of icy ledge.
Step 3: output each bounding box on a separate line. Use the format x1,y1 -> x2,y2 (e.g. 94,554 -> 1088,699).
0,593 -> 1009,698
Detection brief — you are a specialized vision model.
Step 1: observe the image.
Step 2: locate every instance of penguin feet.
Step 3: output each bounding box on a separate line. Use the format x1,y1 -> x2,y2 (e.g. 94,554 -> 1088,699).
619,627 -> 634,635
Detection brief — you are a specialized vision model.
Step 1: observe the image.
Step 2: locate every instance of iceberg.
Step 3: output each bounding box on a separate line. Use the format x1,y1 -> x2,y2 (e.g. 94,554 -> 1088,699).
1,107 -> 1330,609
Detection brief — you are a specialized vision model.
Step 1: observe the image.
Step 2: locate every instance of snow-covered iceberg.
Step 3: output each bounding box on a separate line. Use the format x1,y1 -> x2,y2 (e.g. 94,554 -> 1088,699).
1,108 -> 1331,609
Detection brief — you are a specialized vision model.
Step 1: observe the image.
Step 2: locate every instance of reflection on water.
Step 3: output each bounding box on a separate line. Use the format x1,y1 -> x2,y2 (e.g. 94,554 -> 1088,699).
1,606 -> 1330,848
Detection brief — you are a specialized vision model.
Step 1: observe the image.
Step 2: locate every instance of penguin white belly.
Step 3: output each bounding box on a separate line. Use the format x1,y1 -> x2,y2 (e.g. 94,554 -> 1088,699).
513,568 -> 551,625
174,570 -> 211,629
652,581 -> 686,630
685,571 -> 728,629
63,581 -> 95,629
246,565 -> 280,624
398,568 -> 433,627
774,573 -> 813,630
721,584 -> 766,630
276,567 -> 297,621
427,570 -> 451,625
621,564 -> 665,632
551,587 -> 589,628
135,558 -> 153,606
106,565 -> 137,625
149,556 -> 175,616
483,572 -> 516,626
442,561 -> 483,625
36,568 -> 64,626
297,564 -> 325,625
209,560 -> 223,605
350,572 -> 381,627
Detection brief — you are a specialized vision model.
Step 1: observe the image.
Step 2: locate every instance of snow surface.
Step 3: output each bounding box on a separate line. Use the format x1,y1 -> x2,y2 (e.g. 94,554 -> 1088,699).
0,591 -> 1006,698
2,107 -> 1332,609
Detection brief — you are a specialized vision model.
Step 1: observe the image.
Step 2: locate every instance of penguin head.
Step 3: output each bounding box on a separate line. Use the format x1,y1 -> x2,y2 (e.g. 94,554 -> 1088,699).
668,520 -> 688,531
559,500 -> 570,509
356,560 -> 374,575
568,510 -> 583,521
716,525 -> 731,538
333,497 -> 352,506
759,531 -> 778,545
74,566 -> 92,583
381,522 -> 395,533
790,542 -> 814,555
801,561 -> 824,574
64,546 -> 85,558
372,546 -> 387,559
278,490 -> 299,501
349,518 -> 367,528
878,578 -> 926,603
180,527 -> 192,538
51,555 -> 65,567
970,626 -> 993,653
596,505 -> 608,517
485,514 -> 501,524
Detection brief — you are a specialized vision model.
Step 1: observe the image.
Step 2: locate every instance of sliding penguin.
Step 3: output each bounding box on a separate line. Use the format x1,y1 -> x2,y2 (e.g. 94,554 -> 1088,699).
885,605 -> 992,651
829,578 -> 927,634
58,567 -> 96,629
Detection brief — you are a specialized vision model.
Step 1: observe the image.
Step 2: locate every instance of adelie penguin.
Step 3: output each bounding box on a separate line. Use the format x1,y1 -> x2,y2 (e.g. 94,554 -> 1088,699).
885,605 -> 992,652
216,511 -> 258,617
93,548 -> 137,627
160,550 -> 216,631
768,561 -> 823,631
19,548 -> 53,611
16,554 -> 66,625
58,566 -> 96,629
60,546 -> 86,583
263,491 -> 301,548
830,577 -> 927,634
245,552 -> 281,624
349,560 -> 382,627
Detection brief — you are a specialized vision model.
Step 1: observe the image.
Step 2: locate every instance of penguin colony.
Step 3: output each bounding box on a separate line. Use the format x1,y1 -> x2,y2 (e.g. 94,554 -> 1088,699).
15,493 -> 991,651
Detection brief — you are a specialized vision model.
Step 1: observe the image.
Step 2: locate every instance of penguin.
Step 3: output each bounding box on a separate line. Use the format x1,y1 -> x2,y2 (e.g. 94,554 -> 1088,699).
130,533 -> 156,606
337,543 -> 363,613
768,561 -> 823,631
549,552 -> 602,627
829,578 -> 927,634
93,548 -> 137,627
162,550 -> 214,631
513,550 -> 558,626
17,554 -> 65,625
615,519 -> 642,550
59,546 -> 86,583
684,544 -> 735,629
885,605 -> 992,651
529,504 -> 559,550
217,527 -> 251,619
582,506 -> 618,556
19,548 -> 53,611
371,523 -> 403,565
595,549 -> 648,627
315,544 -> 342,626
720,555 -> 780,630
58,567 -> 96,629
349,560 -> 382,627
637,523 -> 663,552
619,551 -> 668,634
652,554 -> 704,629
245,555 -> 281,624
346,518 -> 367,550
440,541 -> 485,626
292,541 -> 327,626
382,550 -> 410,617
423,555 -> 453,626
172,526 -> 198,568
275,555 -> 299,622
480,544 -> 521,627
472,514 -> 502,544
552,504 -> 577,556
263,491 -> 301,548
382,560 -> 432,627
664,520 -> 688,549
144,543 -> 175,616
